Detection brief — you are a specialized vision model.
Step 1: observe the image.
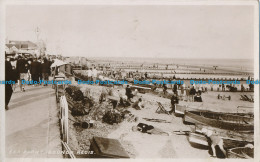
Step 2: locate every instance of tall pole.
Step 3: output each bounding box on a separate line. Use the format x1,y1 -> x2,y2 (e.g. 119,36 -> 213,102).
35,27 -> 40,56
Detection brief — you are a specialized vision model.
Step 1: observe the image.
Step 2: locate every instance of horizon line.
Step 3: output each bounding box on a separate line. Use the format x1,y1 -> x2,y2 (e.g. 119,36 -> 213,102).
64,56 -> 254,60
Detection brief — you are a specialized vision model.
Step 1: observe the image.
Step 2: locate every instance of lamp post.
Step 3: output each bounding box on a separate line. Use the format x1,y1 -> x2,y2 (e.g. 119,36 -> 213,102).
35,27 -> 40,57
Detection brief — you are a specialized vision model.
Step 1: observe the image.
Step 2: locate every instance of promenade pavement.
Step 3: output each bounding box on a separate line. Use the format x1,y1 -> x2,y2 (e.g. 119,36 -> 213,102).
5,85 -> 63,158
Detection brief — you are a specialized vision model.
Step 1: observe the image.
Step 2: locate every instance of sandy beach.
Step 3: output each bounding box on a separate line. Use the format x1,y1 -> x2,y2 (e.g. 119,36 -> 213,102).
67,82 -> 253,158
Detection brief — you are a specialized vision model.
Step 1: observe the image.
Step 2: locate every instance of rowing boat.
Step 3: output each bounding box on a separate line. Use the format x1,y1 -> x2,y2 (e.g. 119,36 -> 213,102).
227,147 -> 254,159
183,111 -> 254,131
195,124 -> 254,142
175,106 -> 253,118
187,132 -> 209,149
188,132 -> 252,150
175,105 -> 204,116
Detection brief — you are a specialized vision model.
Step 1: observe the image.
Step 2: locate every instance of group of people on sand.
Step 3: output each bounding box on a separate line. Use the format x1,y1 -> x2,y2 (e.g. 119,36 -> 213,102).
162,83 -> 203,103
99,84 -> 143,111
85,67 -> 98,81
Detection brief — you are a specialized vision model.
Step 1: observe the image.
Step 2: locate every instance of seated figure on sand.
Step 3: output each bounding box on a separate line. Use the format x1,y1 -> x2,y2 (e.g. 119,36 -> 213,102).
118,93 -> 131,108
99,87 -> 108,103
194,92 -> 203,102
133,89 -> 138,96
132,98 -> 144,110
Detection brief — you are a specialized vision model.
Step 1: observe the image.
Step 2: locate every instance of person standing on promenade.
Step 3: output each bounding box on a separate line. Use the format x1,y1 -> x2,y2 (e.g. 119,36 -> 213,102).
5,58 -> 14,110
38,58 -> 43,82
9,57 -> 19,91
41,58 -> 50,86
11,65 -> 19,92
16,55 -> 28,92
27,59 -> 32,82
24,57 -> 30,81
30,58 -> 40,86
47,57 -> 53,76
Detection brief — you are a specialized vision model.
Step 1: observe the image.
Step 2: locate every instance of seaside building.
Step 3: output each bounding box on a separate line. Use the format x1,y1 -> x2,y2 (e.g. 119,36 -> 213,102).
5,40 -> 38,57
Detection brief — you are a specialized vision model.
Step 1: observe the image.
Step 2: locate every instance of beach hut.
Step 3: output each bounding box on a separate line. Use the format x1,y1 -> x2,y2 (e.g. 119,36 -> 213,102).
51,59 -> 68,68
51,59 -> 72,75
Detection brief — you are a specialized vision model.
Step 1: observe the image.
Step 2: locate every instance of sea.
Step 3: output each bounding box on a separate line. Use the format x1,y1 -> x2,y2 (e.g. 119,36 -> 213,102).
90,57 -> 254,72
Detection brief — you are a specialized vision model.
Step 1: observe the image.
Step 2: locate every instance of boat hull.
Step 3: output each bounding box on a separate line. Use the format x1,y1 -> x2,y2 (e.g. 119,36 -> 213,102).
195,124 -> 254,142
184,111 -> 254,131
188,132 -> 209,149
175,105 -> 206,116
227,147 -> 254,159
188,132 -> 251,149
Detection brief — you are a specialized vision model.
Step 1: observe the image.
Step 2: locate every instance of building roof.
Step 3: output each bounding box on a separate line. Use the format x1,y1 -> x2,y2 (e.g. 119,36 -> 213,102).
9,40 -> 37,46
7,40 -> 37,49
6,44 -> 20,49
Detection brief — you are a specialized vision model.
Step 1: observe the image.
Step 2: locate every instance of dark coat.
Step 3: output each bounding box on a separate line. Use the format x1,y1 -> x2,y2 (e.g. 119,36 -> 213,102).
5,61 -> 14,106
173,84 -> 178,92
5,61 -> 13,81
190,88 -> 196,95
16,58 -> 28,74
125,87 -> 132,95
125,87 -> 133,99
41,62 -> 50,73
30,61 -> 41,75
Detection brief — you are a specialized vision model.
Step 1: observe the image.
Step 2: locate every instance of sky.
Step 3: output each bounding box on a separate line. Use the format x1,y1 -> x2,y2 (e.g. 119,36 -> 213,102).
6,5 -> 255,59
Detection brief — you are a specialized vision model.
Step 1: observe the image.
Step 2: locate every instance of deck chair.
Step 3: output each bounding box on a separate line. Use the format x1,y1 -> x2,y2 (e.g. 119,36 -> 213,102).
243,95 -> 250,101
250,95 -> 254,102
240,95 -> 247,101
156,102 -> 170,115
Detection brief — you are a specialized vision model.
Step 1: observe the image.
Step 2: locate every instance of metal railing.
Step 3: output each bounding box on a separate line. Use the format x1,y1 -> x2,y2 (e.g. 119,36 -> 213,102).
59,91 -> 76,158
